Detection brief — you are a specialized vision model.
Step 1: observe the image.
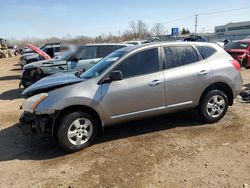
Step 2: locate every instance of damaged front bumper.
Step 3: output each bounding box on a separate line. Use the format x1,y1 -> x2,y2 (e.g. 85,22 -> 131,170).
19,67 -> 46,88
19,112 -> 55,135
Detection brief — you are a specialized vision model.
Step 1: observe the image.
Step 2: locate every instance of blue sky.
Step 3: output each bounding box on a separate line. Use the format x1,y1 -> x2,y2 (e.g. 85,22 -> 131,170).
0,0 -> 249,39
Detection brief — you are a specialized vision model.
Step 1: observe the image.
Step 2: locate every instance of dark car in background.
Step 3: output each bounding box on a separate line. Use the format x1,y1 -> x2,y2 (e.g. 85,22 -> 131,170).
224,39 -> 250,68
19,42 -> 61,68
20,43 -> 131,87
184,35 -> 208,42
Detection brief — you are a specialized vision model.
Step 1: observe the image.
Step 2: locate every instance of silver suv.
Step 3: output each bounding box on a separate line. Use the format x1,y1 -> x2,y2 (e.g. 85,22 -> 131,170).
19,42 -> 243,152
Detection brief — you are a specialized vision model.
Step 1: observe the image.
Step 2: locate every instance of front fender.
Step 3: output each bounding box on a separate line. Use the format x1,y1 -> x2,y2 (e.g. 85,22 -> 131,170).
36,96 -> 98,112
34,81 -> 104,117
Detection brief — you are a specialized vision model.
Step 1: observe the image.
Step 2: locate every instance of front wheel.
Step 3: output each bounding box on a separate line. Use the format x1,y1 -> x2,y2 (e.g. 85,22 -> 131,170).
199,90 -> 228,123
56,111 -> 98,152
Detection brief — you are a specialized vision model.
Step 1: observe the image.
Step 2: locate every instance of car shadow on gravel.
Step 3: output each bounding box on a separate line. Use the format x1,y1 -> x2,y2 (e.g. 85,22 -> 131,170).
0,124 -> 67,162
0,88 -> 23,100
13,63 -> 20,67
11,68 -> 22,71
95,110 -> 203,144
0,110 -> 203,162
0,75 -> 20,81
244,83 -> 250,88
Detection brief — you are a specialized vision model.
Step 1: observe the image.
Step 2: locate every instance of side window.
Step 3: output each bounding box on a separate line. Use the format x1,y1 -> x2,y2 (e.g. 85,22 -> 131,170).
196,46 -> 216,59
164,46 -> 199,69
42,47 -> 48,54
115,48 -> 159,79
98,46 -> 118,58
54,47 -> 60,53
46,47 -> 54,58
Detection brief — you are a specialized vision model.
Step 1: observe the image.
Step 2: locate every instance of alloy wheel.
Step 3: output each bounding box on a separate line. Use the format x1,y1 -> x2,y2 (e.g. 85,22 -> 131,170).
67,118 -> 93,146
206,95 -> 226,118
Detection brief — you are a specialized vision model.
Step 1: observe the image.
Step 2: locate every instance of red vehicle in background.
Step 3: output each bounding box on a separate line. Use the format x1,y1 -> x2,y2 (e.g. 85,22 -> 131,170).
225,39 -> 250,68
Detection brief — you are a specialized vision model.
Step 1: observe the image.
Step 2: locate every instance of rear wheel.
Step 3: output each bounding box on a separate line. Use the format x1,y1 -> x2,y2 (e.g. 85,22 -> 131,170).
56,111 -> 98,152
199,90 -> 228,123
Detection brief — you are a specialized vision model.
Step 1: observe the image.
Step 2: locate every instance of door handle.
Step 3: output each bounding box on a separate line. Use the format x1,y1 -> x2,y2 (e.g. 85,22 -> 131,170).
197,70 -> 209,76
148,80 -> 162,86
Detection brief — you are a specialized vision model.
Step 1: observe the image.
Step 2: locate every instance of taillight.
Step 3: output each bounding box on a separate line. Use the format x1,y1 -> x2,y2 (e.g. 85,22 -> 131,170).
230,59 -> 241,71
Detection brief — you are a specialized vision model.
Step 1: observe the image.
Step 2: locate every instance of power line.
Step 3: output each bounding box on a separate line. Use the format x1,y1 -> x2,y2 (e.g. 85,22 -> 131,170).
199,6 -> 250,16
163,6 -> 250,25
164,15 -> 194,24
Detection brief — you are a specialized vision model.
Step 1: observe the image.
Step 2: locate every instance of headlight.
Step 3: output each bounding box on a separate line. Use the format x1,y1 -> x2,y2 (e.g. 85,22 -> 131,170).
22,93 -> 48,113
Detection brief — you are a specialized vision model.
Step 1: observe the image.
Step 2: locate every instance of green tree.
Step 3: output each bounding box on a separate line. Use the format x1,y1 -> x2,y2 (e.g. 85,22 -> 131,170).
181,28 -> 186,35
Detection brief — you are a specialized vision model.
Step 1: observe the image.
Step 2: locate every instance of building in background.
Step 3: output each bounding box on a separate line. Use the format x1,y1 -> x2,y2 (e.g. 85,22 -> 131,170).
215,21 -> 250,40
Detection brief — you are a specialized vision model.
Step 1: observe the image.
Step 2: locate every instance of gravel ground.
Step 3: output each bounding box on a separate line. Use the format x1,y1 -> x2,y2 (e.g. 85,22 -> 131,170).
0,57 -> 250,188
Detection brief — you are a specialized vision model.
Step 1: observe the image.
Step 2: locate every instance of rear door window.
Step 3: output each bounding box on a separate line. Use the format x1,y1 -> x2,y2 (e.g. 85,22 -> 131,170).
115,48 -> 159,78
196,46 -> 216,59
163,46 -> 199,69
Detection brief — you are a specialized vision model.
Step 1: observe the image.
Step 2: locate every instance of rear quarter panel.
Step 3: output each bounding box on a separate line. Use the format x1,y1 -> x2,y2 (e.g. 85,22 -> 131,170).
208,49 -> 243,97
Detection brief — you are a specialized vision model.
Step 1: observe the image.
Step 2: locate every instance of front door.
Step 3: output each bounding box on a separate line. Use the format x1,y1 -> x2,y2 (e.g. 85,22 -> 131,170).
100,48 -> 165,122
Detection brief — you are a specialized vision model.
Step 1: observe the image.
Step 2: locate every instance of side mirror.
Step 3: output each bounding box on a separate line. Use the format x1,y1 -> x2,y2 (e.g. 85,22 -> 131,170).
68,56 -> 79,62
109,71 -> 123,82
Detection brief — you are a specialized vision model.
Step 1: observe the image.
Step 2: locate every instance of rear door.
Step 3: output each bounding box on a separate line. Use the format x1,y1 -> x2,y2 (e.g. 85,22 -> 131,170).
162,45 -> 213,111
100,48 -> 165,122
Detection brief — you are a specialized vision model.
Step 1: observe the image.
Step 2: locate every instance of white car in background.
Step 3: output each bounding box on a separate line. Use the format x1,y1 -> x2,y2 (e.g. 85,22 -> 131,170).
124,40 -> 147,45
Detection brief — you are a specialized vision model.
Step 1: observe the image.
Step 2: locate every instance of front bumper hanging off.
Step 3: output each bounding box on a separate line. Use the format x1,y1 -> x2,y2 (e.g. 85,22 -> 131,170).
19,112 -> 54,134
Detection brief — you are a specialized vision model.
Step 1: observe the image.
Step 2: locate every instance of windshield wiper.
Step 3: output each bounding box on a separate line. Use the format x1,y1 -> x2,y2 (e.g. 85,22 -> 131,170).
74,68 -> 86,78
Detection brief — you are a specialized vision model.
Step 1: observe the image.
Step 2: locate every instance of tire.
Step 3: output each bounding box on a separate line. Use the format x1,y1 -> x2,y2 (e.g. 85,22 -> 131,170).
199,90 -> 228,123
21,81 -> 29,88
56,111 -> 98,152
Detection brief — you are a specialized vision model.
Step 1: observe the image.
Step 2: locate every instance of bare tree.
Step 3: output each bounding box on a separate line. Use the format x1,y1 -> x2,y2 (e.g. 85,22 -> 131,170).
129,20 -> 150,40
151,23 -> 166,36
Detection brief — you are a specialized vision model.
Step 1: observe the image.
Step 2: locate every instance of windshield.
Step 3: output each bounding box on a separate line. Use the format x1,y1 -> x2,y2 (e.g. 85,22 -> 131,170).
80,50 -> 126,79
225,41 -> 249,50
55,51 -> 73,61
39,45 -> 46,51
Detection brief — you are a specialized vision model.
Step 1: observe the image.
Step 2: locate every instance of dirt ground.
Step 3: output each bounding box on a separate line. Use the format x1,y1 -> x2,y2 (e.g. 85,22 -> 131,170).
0,57 -> 250,188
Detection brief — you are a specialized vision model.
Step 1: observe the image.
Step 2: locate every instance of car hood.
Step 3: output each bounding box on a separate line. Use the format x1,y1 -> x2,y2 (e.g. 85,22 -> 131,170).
22,72 -> 84,96
21,52 -> 36,57
226,49 -> 248,53
24,59 -> 60,69
27,43 -> 52,60
24,53 -> 39,60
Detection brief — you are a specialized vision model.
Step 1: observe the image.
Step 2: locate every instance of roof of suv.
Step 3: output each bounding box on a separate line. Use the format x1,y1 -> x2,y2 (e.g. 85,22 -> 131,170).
86,43 -> 131,46
118,42 -> 220,53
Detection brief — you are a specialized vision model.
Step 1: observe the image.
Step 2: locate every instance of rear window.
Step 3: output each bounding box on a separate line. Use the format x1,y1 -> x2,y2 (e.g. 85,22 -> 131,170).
79,46 -> 97,59
98,45 -> 127,58
225,42 -> 249,50
196,46 -> 216,59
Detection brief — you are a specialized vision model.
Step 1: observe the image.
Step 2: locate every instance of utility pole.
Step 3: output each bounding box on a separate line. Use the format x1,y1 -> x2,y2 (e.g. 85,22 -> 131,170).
118,30 -> 121,39
195,14 -> 198,35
